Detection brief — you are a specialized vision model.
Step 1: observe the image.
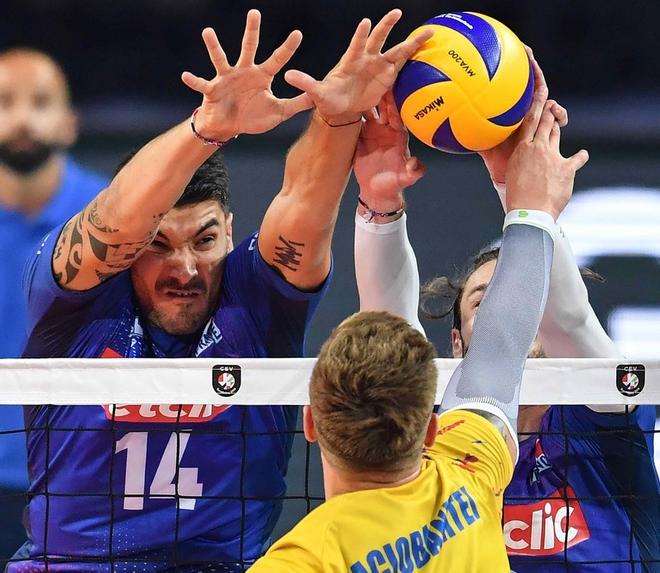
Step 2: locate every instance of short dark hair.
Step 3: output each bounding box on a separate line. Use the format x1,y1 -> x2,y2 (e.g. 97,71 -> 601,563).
114,150 -> 230,213
421,241 -> 604,332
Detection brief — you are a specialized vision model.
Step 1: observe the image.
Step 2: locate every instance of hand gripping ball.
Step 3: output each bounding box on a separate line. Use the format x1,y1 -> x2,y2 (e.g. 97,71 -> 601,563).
393,12 -> 534,153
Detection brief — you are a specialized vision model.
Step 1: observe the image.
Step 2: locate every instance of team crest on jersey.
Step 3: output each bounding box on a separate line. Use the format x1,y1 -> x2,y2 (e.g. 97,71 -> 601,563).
528,439 -> 553,485
212,364 -> 241,397
503,486 -> 590,556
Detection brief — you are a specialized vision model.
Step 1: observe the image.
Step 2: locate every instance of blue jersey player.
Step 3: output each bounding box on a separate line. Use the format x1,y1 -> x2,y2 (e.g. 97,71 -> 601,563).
353,55 -> 660,572
13,9 -> 433,573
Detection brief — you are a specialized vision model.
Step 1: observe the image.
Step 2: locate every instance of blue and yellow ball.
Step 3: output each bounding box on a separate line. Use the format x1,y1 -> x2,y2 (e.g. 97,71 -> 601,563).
394,12 -> 533,153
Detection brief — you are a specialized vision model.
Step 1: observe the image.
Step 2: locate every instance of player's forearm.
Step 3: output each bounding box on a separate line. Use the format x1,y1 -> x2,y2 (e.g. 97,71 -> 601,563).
538,226 -> 621,358
440,217 -> 554,429
259,113 -> 361,289
354,212 -> 425,334
493,182 -> 619,358
96,121 -> 215,241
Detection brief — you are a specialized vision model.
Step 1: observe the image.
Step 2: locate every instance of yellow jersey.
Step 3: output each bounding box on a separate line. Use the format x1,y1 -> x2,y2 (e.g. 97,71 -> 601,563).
249,409 -> 513,572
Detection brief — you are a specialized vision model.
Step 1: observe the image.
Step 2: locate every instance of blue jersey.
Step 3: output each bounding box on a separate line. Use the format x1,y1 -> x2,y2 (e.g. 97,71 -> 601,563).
14,226 -> 330,572
0,157 -> 106,491
504,405 -> 660,572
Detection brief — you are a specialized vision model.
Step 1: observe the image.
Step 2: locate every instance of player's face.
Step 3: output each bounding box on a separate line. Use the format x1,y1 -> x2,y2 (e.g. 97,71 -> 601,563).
0,52 -> 77,174
451,258 -> 545,358
131,200 -> 234,336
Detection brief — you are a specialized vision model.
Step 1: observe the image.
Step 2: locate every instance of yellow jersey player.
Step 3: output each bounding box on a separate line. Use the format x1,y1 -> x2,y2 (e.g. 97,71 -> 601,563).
249,60 -> 588,572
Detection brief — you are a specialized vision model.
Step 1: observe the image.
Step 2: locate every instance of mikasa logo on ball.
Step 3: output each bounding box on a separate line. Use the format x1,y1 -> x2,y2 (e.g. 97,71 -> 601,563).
414,97 -> 444,120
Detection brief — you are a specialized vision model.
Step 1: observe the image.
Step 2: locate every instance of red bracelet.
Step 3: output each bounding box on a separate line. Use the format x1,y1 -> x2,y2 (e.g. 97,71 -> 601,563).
191,107 -> 236,148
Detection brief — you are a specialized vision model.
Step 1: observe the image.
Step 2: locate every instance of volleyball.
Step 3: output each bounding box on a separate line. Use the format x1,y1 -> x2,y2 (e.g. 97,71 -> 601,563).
393,12 -> 534,153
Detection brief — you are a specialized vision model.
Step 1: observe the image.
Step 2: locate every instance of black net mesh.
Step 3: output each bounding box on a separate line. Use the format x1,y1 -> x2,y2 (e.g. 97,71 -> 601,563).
0,403 -> 658,572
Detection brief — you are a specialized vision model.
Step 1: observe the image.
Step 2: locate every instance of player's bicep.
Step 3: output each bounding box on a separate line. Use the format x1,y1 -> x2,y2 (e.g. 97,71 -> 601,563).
258,192 -> 333,291
53,195 -> 156,292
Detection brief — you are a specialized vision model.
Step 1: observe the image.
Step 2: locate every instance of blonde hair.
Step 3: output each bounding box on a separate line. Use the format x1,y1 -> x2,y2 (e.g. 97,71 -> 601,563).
310,311 -> 438,472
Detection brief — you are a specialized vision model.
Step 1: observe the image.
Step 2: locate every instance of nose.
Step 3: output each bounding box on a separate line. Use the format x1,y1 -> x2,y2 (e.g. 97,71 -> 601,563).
169,248 -> 198,281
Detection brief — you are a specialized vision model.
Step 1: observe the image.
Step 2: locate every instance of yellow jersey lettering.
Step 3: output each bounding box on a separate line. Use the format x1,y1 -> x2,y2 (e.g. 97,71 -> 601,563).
350,488 -> 481,572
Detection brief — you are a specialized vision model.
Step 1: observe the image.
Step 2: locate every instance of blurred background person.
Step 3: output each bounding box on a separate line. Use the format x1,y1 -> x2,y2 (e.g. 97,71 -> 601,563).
0,47 -> 107,558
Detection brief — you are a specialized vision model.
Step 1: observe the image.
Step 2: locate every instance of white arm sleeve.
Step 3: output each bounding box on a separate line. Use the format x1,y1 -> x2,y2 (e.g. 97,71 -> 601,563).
538,225 -> 622,359
493,181 -> 621,359
493,182 -> 626,414
354,211 -> 425,334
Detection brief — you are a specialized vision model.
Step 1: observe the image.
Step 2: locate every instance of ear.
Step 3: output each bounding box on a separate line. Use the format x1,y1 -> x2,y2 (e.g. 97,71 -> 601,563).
224,212 -> 234,251
450,328 -> 463,359
423,413 -> 438,448
60,108 -> 78,147
303,405 -> 318,443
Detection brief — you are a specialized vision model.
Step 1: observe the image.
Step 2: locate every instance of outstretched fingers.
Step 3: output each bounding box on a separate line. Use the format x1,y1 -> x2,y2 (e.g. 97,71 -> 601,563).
261,30 -> 303,77
181,71 -> 212,95
202,28 -> 230,75
345,18 -> 372,61
283,69 -> 320,97
237,9 -> 261,66
277,92 -> 314,121
384,28 -> 434,71
366,9 -> 402,54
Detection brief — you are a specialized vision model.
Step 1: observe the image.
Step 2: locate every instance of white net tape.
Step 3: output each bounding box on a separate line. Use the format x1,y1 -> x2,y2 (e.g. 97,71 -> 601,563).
0,358 -> 657,405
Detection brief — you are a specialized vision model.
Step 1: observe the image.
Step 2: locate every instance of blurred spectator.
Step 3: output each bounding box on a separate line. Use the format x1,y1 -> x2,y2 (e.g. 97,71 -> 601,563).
0,48 -> 107,559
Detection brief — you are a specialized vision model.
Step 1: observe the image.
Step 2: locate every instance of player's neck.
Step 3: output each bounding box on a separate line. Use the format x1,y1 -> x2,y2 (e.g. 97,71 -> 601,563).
517,405 -> 549,437
321,451 -> 422,500
0,154 -> 64,216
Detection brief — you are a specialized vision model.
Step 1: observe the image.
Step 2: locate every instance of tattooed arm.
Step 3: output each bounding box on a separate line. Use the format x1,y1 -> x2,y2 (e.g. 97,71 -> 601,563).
52,123 -> 216,291
53,14 -> 311,291
258,11 -> 431,289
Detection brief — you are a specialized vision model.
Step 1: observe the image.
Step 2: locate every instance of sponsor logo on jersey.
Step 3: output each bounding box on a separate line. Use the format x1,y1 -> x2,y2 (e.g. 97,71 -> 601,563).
212,364 -> 241,397
101,347 -> 122,358
616,363 -> 645,397
528,439 -> 553,486
103,403 -> 231,423
503,487 -> 590,556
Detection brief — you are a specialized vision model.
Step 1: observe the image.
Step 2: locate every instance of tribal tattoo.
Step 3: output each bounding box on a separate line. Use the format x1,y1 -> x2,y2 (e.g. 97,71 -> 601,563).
273,235 -> 305,272
53,200 -> 160,288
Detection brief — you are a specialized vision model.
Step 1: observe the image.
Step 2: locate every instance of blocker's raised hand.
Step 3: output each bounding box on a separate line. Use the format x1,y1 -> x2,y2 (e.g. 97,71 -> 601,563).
181,10 -> 312,141
284,9 -> 433,124
354,90 -> 425,210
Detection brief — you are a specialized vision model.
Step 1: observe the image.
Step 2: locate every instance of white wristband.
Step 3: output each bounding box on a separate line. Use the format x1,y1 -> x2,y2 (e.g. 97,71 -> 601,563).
503,209 -> 557,241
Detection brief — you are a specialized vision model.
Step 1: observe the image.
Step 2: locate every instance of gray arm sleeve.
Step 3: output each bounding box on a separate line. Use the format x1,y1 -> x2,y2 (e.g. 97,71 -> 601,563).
440,223 -> 554,433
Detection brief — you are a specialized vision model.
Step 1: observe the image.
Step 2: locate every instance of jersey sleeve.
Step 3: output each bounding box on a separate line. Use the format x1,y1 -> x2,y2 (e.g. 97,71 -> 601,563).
248,540 -> 323,573
221,231 -> 333,357
22,222 -> 129,357
428,409 -> 514,495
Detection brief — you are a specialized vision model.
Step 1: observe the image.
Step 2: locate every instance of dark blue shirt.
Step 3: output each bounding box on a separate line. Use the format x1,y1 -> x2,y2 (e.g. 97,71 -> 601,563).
505,405 -> 660,572
16,225 -> 331,572
0,157 -> 106,490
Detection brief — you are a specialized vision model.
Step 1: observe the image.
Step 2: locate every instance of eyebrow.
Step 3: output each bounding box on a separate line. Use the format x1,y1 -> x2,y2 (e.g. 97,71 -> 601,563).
465,283 -> 488,300
155,218 -> 220,240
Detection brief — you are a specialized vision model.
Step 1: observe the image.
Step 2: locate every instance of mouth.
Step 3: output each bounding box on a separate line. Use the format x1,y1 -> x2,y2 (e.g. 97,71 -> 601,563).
162,289 -> 203,301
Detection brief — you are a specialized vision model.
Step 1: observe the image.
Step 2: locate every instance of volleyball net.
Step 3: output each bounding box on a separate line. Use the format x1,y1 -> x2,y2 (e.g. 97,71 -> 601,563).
0,358 -> 658,572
